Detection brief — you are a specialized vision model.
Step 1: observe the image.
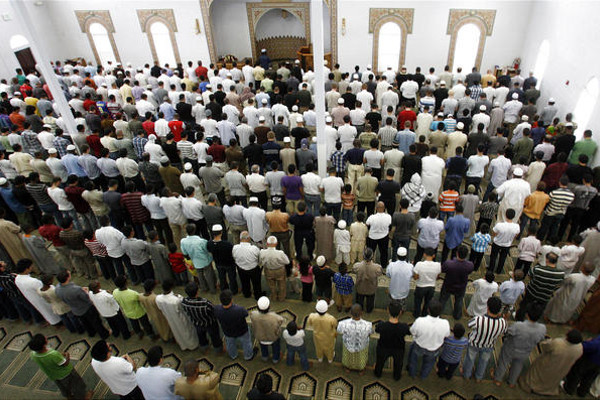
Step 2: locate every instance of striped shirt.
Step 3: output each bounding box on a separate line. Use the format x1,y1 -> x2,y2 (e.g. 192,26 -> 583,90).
478,201 -> 499,220
26,182 -> 54,206
177,140 -> 195,160
120,192 -> 151,224
527,265 -> 565,303
330,150 -> 345,174
545,188 -> 575,216
470,232 -> 491,253
438,190 -> 459,212
440,336 -> 468,363
467,314 -> 507,348
84,238 -> 108,257
181,297 -> 218,328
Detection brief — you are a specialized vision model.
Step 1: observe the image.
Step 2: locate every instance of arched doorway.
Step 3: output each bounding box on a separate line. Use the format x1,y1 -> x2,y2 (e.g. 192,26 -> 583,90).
254,8 -> 307,64
10,34 -> 37,74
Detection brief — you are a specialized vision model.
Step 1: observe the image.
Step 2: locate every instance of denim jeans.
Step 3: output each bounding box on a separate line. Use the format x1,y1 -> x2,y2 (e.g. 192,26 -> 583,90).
463,345 -> 494,380
225,330 -> 254,360
438,211 -> 454,222
407,342 -> 440,378
341,208 -> 353,225
305,194 -> 321,217
260,338 -> 281,362
286,343 -> 309,370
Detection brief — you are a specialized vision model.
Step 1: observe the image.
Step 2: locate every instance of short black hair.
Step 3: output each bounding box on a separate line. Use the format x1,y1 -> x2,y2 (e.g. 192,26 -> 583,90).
91,340 -> 109,361
28,334 -> 46,352
220,289 -> 233,305
185,282 -> 199,298
487,296 -> 502,314
256,373 -> 274,394
147,346 -> 163,366
388,299 -> 403,317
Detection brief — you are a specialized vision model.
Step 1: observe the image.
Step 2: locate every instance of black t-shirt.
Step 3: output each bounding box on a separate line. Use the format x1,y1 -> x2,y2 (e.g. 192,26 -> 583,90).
391,212 -> 415,239
289,213 -> 315,233
375,321 -> 410,349
366,112 -> 382,132
377,179 -> 401,201
446,156 -> 468,177
243,143 -> 264,167
162,142 -> 179,164
207,240 -> 235,266
313,266 -> 335,289
213,304 -> 248,337
291,127 -> 309,149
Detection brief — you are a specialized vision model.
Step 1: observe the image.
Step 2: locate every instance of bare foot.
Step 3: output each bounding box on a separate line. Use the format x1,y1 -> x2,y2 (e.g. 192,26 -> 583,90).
493,380 -> 502,386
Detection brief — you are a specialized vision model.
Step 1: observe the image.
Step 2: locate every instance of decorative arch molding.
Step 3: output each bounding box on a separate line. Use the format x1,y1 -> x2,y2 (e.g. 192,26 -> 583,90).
246,2 -> 310,62
137,9 -> 181,65
199,0 -> 337,65
74,10 -> 121,65
446,9 -> 496,71
369,8 -> 414,72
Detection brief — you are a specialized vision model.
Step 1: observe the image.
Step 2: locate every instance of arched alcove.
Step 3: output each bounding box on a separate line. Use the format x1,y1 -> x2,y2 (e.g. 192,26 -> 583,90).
452,23 -> 481,74
10,34 -> 36,74
254,8 -> 306,62
10,34 -> 29,51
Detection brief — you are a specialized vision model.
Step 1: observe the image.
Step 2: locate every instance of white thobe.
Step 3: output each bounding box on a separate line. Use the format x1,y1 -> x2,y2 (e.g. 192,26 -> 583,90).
155,292 -> 199,351
356,91 -> 374,112
384,149 -> 404,183
496,178 -> 531,222
416,113 -> 433,139
15,274 -> 61,325
421,155 -> 445,200
242,206 -> 268,242
324,126 -> 339,158
545,273 -> 596,323
180,173 -> 204,200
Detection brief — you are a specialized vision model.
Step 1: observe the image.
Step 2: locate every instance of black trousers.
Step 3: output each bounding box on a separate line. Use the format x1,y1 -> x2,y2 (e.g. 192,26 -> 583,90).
488,243 -> 510,274
152,218 -> 173,245
367,236 -> 389,268
106,311 -> 131,339
120,385 -> 144,400
558,207 -> 586,241
238,266 -> 262,299
437,357 -> 460,380
413,286 -> 435,317
129,314 -> 154,337
294,231 -> 315,259
195,322 -> 223,349
374,346 -> 404,380
355,292 -> 375,313
469,250 -> 485,271
514,259 -> 533,276
357,200 -> 375,217
515,291 -> 545,321
564,354 -> 600,397
250,190 -> 268,211
476,217 -> 492,233
441,242 -> 458,263
382,199 -> 396,215
78,307 -> 109,339
188,218 -> 210,239
414,243 -> 436,264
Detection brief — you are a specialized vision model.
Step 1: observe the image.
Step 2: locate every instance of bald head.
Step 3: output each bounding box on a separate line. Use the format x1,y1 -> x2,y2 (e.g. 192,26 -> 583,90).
582,261 -> 595,275
240,231 -> 251,242
376,201 -> 385,212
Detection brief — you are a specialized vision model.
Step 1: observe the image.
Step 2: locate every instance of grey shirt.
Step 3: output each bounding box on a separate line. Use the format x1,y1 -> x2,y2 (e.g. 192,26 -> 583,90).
501,320 -> 547,358
199,166 -> 224,194
55,282 -> 92,316
79,154 -> 101,179
265,170 -> 285,195
225,170 -> 246,196
120,237 -> 150,266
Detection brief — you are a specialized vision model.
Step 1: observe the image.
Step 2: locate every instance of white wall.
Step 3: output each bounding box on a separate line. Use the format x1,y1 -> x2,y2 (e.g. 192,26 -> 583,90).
211,1 -> 252,59
0,0 -> 212,78
255,8 -> 305,40
337,0 -> 533,73
519,1 -> 600,166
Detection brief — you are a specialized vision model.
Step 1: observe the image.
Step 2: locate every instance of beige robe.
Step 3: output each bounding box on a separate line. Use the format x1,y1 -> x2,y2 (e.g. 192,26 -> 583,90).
314,216 -> 336,261
519,338 -> 583,396
306,312 -> 338,361
139,292 -> 172,342
0,218 -> 30,266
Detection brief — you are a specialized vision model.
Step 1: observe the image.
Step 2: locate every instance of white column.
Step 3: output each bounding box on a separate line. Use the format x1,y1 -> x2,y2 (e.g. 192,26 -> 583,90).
9,0 -> 77,135
311,0 -> 327,178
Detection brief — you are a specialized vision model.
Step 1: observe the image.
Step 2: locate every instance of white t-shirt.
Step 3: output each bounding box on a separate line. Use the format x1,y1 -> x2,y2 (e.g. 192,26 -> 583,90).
320,176 -> 344,204
246,173 -> 267,193
410,315 -> 451,351
364,149 -> 384,169
283,329 -> 305,347
91,356 -> 137,396
135,366 -> 182,400
366,212 -> 392,240
492,222 -> 520,247
414,260 -> 441,287
301,172 -> 322,196
466,155 -> 490,177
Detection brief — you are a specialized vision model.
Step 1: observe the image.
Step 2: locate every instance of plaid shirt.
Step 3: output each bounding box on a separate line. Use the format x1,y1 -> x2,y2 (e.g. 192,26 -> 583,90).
53,136 -> 71,158
333,272 -> 354,295
132,136 -> 148,160
22,130 -> 44,155
470,232 -> 491,253
330,150 -> 345,174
